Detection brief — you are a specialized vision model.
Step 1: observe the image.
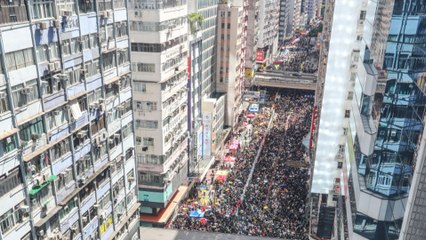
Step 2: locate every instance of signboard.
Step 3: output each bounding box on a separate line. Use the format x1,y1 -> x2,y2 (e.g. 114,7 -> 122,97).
202,112 -> 212,157
244,91 -> 260,102
248,103 -> 259,113
259,90 -> 267,104
256,50 -> 265,62
245,68 -> 254,77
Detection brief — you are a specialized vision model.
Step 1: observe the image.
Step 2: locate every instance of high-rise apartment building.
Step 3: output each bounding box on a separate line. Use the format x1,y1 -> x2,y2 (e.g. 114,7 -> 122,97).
245,0 -> 259,77
0,1 -> 139,240
129,0 -> 189,226
216,0 -> 248,128
310,0 -> 426,239
192,0 -> 219,97
256,0 -> 280,68
279,0 -> 295,44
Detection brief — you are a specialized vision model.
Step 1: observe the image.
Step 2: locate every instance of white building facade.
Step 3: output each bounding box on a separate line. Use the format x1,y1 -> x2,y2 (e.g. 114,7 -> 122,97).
129,0 -> 189,223
0,1 -> 140,240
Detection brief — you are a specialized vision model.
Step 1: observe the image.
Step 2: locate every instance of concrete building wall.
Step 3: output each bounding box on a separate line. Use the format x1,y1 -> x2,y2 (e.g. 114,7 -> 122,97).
0,1 -> 139,240
129,2 -> 189,213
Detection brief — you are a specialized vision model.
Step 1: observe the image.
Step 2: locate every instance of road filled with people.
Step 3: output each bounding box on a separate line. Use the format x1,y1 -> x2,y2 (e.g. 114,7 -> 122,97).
172,90 -> 314,239
274,37 -> 319,74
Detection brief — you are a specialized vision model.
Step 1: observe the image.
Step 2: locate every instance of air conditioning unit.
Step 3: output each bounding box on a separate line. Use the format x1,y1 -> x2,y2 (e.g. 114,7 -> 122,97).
36,229 -> 45,237
48,62 -> 56,72
108,139 -> 114,145
63,10 -> 73,16
77,131 -> 87,139
19,205 -> 30,213
93,204 -> 99,209
20,87 -> 31,95
39,22 -> 48,30
54,61 -> 61,70
101,132 -> 108,141
128,176 -> 135,181
53,19 -> 61,28
71,225 -> 78,232
80,68 -> 87,75
391,130 -> 397,137
31,133 -> 41,141
52,109 -> 61,115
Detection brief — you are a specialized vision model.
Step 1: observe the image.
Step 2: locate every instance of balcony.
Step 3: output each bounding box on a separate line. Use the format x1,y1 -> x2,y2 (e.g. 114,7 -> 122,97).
82,217 -> 99,240
80,191 -> 96,213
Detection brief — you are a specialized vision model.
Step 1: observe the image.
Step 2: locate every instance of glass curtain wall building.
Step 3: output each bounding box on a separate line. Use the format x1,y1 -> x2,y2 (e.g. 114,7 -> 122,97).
351,0 -> 426,239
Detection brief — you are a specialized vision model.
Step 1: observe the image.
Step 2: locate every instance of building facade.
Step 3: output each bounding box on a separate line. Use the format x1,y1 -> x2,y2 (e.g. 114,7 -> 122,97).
129,0 -> 189,225
216,0 -> 247,128
0,1 -> 139,240
311,0 -> 426,239
278,0 -> 295,45
256,0 -> 280,68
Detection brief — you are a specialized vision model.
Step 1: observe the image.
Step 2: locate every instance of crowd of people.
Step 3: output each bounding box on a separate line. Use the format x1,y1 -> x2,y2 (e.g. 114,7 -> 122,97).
172,90 -> 314,239
279,37 -> 319,73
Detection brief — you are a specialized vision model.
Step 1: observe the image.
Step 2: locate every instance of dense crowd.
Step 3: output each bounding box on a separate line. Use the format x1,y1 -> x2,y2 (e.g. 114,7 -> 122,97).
279,37 -> 319,73
172,91 -> 314,239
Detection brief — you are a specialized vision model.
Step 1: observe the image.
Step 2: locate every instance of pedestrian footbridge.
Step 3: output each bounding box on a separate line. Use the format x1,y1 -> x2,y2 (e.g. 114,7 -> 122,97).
254,71 -> 317,91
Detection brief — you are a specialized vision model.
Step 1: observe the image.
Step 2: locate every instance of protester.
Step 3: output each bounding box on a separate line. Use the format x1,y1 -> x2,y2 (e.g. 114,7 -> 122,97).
172,90 -> 314,239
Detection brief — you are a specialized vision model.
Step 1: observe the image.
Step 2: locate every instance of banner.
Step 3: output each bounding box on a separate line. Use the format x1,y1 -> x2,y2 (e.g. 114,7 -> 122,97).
202,112 -> 212,157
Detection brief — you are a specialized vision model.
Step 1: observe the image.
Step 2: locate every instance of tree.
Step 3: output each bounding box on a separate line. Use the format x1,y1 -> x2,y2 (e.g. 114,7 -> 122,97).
188,13 -> 204,34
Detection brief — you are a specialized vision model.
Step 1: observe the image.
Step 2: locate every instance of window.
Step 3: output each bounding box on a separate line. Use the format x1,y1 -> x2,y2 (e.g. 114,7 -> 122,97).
36,45 -> 48,63
84,59 -> 100,78
79,0 -> 95,13
32,0 -> 54,19
59,197 -> 78,221
103,52 -> 116,71
49,42 -> 60,60
56,167 -> 74,191
345,110 -> 350,118
0,169 -> 22,196
11,79 -> 39,107
41,76 -> 62,95
1,135 -> 17,155
89,34 -> 98,49
57,0 -> 75,15
30,181 -> 53,210
137,120 -> 158,129
0,203 -> 26,234
143,137 -> 154,146
0,89 -> 9,114
117,49 -> 129,65
132,63 -> 155,72
122,123 -> 133,139
135,137 -> 142,145
133,82 -> 146,92
46,107 -> 67,130
65,67 -> 82,85
76,154 -> 92,177
52,139 -> 71,159
81,35 -> 90,49
25,152 -> 50,177
19,117 -> 44,144
115,21 -> 128,38
5,48 -> 34,71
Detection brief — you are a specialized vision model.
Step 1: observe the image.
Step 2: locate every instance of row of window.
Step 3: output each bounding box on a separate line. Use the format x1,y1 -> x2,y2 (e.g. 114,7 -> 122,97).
130,16 -> 186,32
131,35 -> 187,53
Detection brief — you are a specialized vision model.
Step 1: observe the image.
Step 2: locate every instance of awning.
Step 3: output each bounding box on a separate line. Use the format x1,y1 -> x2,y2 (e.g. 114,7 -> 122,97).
29,175 -> 57,196
70,103 -> 82,120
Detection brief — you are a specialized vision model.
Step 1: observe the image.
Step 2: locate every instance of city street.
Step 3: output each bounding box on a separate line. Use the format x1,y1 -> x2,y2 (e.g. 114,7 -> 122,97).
172,90 -> 314,239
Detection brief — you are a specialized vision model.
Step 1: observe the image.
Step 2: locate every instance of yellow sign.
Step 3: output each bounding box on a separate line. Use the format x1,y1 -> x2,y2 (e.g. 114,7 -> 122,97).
245,68 -> 254,77
99,216 -> 113,235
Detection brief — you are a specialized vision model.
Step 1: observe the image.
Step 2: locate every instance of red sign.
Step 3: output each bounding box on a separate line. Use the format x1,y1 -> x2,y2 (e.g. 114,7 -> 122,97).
256,50 -> 265,62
